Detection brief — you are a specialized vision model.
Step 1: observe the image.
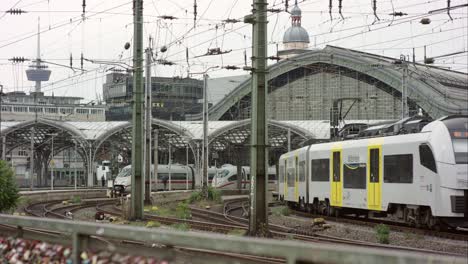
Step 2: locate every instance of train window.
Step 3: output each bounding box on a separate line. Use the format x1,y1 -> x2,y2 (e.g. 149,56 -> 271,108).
370,148 -> 379,183
268,174 -> 277,181
384,154 -> 413,183
208,173 -> 215,180
298,161 -> 306,182
172,173 -> 188,180
228,174 -> 237,182
419,144 -> 437,173
279,166 -> 284,182
332,151 -> 341,182
287,168 -> 295,187
343,163 -> 366,189
311,159 -> 329,181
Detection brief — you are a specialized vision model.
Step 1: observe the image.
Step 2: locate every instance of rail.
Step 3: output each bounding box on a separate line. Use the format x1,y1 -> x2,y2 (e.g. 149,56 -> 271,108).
0,214 -> 464,264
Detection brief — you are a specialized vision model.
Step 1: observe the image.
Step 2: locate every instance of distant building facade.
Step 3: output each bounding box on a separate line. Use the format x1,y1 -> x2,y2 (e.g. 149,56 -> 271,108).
103,72 -> 204,121
0,91 -> 105,122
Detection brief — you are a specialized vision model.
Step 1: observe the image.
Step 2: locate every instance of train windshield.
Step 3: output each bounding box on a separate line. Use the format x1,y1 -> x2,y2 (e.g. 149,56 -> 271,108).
117,166 -> 132,178
214,169 -> 230,179
443,117 -> 468,164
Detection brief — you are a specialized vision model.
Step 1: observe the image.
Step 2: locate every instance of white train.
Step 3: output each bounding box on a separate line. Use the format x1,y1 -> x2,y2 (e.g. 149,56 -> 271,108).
113,164 -> 218,193
211,164 -> 278,191
279,116 -> 468,229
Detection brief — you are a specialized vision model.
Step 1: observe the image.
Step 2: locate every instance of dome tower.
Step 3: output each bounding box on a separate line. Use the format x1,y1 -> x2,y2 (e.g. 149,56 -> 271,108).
279,0 -> 310,58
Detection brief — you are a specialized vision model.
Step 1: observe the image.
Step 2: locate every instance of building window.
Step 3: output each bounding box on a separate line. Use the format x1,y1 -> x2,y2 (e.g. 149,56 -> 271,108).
419,144 -> 437,173
384,154 -> 413,183
1,106 -> 11,112
76,108 -> 89,114
17,150 -> 28,156
311,159 -> 330,182
343,163 -> 367,189
60,108 -> 73,114
45,107 -> 58,114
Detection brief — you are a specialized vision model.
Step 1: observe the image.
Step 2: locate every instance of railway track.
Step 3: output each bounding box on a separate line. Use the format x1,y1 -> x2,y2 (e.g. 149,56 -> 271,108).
221,197 -> 468,242
188,199 -> 465,257
290,208 -> 468,242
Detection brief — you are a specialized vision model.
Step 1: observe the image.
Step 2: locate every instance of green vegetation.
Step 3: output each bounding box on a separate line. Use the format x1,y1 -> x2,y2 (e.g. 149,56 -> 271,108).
146,221 -> 161,228
375,224 -> 390,244
70,196 -> 82,204
172,223 -> 190,231
206,186 -> 222,202
16,196 -> 32,207
188,192 -> 202,203
188,187 -> 221,204
227,228 -> 247,236
175,202 -> 191,219
271,206 -> 290,216
0,160 -> 19,213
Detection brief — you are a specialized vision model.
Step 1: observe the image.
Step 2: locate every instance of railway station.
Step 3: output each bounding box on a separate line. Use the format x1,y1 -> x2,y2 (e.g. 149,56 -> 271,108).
0,0 -> 467,263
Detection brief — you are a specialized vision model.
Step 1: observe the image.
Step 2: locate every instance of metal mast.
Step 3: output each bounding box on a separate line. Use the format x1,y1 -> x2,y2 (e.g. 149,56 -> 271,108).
130,0 -> 145,220
144,45 -> 152,204
246,0 -> 269,236
202,73 -> 209,195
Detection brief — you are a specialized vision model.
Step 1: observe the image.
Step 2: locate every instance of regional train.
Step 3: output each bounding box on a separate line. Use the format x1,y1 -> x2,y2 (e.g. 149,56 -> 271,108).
279,115 -> 468,229
113,164 -> 218,193
211,164 -> 278,191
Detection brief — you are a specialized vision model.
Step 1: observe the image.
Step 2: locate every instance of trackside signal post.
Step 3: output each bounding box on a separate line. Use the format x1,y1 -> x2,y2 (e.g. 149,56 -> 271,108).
245,0 -> 269,236
130,0 -> 145,220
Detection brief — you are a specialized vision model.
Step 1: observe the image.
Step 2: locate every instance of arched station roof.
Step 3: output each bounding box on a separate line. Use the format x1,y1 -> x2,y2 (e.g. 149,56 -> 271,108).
1,118 -> 387,153
206,45 -> 468,120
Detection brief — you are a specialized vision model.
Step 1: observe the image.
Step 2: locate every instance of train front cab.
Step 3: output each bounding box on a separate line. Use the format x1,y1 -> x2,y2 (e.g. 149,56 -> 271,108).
426,116 -> 468,228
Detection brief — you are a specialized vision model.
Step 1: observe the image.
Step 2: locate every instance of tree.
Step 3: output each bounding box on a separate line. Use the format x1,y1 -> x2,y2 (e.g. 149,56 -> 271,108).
0,160 -> 19,212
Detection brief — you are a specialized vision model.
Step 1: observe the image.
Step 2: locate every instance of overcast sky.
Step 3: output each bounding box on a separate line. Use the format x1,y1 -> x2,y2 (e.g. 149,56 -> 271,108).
0,0 -> 466,102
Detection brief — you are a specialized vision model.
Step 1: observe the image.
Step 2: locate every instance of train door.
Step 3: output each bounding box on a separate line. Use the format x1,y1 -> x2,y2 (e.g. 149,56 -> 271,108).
283,159 -> 287,199
331,150 -> 342,207
367,146 -> 382,210
295,156 -> 299,202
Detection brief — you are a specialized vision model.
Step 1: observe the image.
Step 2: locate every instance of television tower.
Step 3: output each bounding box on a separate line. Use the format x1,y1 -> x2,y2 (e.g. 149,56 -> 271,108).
26,17 -> 51,94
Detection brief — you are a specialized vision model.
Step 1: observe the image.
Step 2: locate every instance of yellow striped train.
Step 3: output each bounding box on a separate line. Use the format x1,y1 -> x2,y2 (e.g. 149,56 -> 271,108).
278,115 -> 468,229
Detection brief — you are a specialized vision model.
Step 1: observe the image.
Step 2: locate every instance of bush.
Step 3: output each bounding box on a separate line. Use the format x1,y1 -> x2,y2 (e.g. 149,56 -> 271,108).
0,160 -> 19,212
375,224 -> 390,244
70,196 -> 82,204
188,191 -> 202,204
175,202 -> 191,219
207,186 -> 221,202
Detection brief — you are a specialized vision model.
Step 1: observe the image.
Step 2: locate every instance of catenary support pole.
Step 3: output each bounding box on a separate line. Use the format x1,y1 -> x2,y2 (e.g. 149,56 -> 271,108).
202,73 -> 209,196
186,144 -> 189,190
30,128 -> 34,190
145,46 -> 152,204
130,0 -> 145,220
153,129 -> 158,192
246,0 -> 269,236
74,142 -> 77,190
51,136 -> 54,191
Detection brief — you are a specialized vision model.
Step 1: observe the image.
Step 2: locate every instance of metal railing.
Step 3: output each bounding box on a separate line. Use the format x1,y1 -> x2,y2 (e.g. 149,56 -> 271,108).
0,214 -> 464,264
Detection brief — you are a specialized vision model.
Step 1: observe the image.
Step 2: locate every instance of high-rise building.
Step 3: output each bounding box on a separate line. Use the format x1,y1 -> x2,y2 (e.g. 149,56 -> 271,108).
103,72 -> 204,121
